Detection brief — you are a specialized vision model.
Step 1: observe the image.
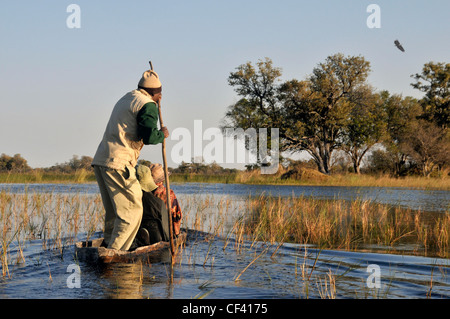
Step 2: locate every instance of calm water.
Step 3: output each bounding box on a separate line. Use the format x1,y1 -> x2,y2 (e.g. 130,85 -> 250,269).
0,182 -> 449,299
1,182 -> 449,212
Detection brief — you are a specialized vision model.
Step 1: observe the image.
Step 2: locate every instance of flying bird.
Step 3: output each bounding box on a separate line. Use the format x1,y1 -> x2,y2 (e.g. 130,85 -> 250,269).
394,39 -> 405,52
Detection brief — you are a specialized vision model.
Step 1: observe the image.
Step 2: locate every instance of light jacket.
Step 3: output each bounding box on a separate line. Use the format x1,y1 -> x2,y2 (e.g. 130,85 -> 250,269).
92,89 -> 163,171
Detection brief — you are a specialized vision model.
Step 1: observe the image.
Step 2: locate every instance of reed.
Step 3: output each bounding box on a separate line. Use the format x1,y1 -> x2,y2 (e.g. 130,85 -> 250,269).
240,195 -> 449,258
234,246 -> 269,282
178,192 -> 447,298
74,169 -> 89,183
0,186 -> 446,299
0,190 -> 104,277
316,269 -> 337,299
1,190 -> 15,277
0,171 -> 96,184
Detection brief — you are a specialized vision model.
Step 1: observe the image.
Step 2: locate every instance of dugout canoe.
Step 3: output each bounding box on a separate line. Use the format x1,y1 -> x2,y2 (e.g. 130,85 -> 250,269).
75,232 -> 186,264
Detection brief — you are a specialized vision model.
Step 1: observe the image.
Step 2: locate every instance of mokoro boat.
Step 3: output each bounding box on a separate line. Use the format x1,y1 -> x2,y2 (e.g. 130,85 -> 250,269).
75,232 -> 186,264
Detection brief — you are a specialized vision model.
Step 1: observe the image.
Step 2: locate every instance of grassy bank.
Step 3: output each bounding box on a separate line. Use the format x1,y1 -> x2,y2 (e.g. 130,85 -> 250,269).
170,170 -> 450,190
1,169 -> 449,190
0,170 -> 96,184
170,161 -> 450,190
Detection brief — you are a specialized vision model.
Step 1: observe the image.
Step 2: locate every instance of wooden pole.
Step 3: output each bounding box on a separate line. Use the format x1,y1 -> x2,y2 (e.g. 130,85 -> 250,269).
157,101 -> 175,257
149,60 -> 175,257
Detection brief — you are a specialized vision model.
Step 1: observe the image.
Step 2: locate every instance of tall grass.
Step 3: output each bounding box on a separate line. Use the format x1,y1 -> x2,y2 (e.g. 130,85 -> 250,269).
1,188 -> 445,298
178,191 -> 449,259
0,190 -> 104,277
178,194 -> 447,298
239,195 -> 449,258
0,171 -> 96,184
178,195 -> 350,299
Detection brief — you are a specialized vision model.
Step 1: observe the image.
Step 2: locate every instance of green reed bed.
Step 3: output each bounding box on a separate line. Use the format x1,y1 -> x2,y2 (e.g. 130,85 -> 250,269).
0,170 -> 96,184
239,195 -> 449,258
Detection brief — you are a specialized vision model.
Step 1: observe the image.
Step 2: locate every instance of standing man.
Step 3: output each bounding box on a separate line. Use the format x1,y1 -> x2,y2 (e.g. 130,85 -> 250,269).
92,66 -> 169,251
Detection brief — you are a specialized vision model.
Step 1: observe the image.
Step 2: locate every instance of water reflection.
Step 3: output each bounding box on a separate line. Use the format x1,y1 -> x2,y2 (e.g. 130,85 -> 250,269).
100,263 -> 145,299
1,229 -> 448,299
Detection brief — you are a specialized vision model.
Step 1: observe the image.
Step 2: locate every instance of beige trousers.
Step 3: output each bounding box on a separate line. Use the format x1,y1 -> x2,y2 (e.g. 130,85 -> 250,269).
93,165 -> 143,251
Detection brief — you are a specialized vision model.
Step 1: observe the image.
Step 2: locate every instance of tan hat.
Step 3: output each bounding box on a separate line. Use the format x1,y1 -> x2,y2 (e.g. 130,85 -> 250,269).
150,163 -> 170,184
135,164 -> 158,192
138,69 -> 162,89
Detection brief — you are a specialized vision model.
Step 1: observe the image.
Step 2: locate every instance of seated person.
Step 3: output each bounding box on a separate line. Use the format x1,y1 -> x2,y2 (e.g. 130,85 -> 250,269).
149,163 -> 182,237
134,164 -> 182,247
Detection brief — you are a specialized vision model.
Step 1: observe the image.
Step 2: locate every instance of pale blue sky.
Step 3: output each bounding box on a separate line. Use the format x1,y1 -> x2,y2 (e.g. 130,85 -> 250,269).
0,1 -> 449,168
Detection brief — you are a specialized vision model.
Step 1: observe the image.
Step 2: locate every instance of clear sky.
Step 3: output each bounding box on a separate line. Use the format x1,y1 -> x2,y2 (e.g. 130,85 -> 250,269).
0,0 -> 449,169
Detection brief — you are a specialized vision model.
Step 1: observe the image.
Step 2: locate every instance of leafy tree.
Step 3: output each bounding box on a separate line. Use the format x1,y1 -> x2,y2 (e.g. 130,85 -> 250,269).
288,54 -> 373,174
380,91 -> 422,176
0,153 -> 31,172
340,91 -> 386,174
223,58 -> 282,167
366,148 -> 397,174
411,62 -> 450,129
46,155 -> 93,173
227,57 -> 282,127
224,54 -> 374,174
402,120 -> 450,177
68,155 -> 93,171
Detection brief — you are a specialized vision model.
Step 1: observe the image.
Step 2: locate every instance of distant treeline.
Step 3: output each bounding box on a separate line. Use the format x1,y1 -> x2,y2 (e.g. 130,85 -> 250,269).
1,145 -> 448,179
0,154 -> 239,176
170,161 -> 238,175
0,154 -> 94,174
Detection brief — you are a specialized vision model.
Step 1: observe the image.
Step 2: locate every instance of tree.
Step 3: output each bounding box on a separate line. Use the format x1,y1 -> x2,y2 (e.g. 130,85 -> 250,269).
68,155 -> 93,171
411,62 -> 450,129
340,91 -> 386,174
227,57 -> 282,127
380,91 -> 422,176
223,58 -> 283,167
402,120 -> 450,177
296,54 -> 373,174
367,148 -> 397,174
224,54 -> 374,175
0,153 -> 31,172
46,155 -> 93,173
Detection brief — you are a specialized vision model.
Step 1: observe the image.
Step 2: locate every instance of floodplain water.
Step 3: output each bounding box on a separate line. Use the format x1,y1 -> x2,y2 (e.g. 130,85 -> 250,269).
0,182 -> 448,299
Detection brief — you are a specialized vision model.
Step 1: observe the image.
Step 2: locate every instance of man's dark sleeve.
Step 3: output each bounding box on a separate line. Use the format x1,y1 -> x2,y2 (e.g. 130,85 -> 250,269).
137,102 -> 165,145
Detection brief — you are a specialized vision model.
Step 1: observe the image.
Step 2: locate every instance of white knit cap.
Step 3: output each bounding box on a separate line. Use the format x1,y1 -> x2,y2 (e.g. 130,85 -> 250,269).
138,70 -> 162,89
